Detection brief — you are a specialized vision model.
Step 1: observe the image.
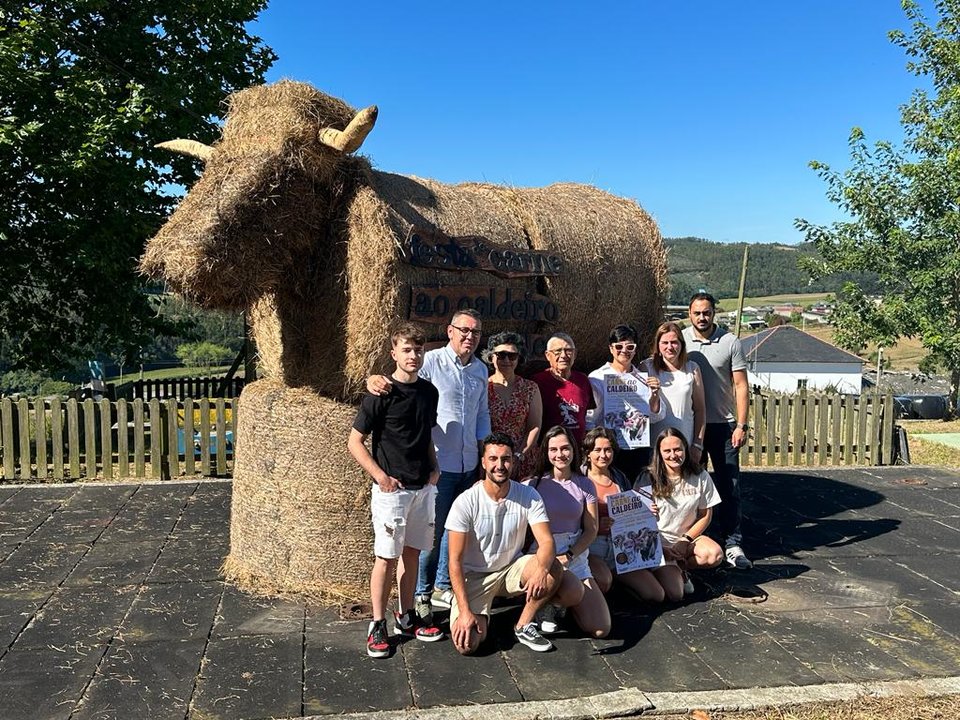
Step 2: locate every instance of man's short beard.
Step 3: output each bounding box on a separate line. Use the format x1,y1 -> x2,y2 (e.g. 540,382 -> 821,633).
487,473 -> 510,485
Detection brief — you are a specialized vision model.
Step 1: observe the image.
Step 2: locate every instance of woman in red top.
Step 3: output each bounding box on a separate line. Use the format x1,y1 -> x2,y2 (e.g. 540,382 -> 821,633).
484,332 -> 543,479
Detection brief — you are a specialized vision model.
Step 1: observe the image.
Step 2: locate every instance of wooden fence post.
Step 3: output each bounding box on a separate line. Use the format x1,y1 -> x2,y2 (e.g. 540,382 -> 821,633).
34,399 -> 47,480
17,398 -> 31,480
51,397 -> 64,480
1,397 -> 14,479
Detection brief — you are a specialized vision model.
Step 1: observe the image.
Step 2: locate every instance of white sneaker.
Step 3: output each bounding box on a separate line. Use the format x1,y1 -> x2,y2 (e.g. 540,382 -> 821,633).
725,545 -> 753,570
682,573 -> 695,596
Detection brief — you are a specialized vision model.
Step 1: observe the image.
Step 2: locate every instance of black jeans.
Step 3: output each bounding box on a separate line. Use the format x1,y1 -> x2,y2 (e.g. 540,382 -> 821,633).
703,421 -> 742,548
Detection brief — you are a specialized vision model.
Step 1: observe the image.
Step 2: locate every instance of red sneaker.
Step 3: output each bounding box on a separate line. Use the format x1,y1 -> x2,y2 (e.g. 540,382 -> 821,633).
395,610 -> 445,642
366,619 -> 390,658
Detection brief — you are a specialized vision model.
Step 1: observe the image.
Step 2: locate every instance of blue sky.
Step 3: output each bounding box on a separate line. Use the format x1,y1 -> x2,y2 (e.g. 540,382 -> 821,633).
251,1 -> 928,244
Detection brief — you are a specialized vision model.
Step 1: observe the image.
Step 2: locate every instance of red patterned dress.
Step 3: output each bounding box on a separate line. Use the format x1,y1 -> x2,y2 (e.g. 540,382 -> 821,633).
487,377 -> 539,480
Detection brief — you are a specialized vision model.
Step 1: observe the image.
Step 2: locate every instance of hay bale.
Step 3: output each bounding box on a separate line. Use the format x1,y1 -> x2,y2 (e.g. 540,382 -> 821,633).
142,80 -> 667,400
225,379 -> 373,602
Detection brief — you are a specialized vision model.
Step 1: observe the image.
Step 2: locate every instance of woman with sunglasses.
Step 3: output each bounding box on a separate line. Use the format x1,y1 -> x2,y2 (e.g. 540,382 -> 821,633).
525,425 -> 610,638
636,428 -> 724,601
640,321 -> 706,466
484,332 -> 543,479
587,325 -> 664,483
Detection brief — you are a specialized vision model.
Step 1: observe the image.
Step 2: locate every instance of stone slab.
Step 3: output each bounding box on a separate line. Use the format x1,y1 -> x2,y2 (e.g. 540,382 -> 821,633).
662,602 -> 824,688
214,585 -> 304,638
120,581 -> 222,643
595,607 -> 726,692
736,607 -> 917,683
304,619 -> 413,714
0,588 -> 52,650
15,584 -> 137,651
63,539 -> 162,588
172,484 -> 230,536
73,638 -> 206,720
148,532 -> 228,583
192,634 -> 303,720
0,642 -> 101,720
0,541 -> 90,590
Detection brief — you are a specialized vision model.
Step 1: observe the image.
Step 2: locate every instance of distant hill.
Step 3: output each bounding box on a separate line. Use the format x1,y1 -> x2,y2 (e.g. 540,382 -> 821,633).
664,237 -> 880,304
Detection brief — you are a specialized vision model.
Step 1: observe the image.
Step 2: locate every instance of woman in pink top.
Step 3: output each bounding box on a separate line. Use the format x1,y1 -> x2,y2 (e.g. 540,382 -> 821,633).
525,426 -> 610,638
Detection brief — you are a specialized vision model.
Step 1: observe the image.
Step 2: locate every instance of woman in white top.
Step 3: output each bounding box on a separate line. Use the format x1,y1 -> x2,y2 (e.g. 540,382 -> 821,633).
637,428 -> 724,602
642,321 -> 706,466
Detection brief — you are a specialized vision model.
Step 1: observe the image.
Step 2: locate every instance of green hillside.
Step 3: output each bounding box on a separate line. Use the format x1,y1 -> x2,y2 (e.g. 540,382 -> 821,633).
664,237 -> 879,304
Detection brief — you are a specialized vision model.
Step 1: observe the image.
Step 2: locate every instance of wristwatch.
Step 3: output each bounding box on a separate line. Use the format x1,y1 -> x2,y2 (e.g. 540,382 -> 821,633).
736,423 -> 749,431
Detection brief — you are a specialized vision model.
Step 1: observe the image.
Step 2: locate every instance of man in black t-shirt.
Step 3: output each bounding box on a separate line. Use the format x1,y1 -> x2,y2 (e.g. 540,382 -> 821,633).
348,322 -> 444,657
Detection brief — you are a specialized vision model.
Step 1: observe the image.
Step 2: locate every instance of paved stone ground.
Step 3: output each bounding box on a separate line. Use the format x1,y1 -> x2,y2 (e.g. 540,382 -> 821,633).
0,465 -> 958,720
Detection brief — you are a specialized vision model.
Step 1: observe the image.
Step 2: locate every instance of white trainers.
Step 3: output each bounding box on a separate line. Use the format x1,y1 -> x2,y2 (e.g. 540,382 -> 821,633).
682,573 -> 695,596
725,545 -> 753,570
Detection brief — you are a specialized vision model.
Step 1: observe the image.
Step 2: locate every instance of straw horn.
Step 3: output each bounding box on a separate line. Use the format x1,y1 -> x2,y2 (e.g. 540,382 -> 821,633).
318,105 -> 379,153
155,139 -> 214,161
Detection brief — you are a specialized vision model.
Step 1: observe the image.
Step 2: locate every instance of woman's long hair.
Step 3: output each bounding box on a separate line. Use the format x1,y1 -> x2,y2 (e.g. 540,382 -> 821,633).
536,425 -> 581,477
650,321 -> 688,373
647,427 -> 699,499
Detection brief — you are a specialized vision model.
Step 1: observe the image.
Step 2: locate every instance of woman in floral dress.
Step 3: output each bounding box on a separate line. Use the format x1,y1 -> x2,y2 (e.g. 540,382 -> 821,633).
484,332 -> 542,479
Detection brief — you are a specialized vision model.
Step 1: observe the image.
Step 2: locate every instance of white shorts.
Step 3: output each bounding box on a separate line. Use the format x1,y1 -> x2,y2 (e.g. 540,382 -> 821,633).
371,483 -> 437,559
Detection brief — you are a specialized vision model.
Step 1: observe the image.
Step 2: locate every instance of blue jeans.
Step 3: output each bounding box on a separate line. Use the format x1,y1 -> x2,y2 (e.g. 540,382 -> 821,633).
416,469 -> 477,596
703,422 -> 742,548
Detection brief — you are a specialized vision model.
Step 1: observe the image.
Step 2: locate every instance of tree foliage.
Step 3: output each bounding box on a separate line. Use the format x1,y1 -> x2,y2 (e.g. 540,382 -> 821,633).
796,0 -> 960,407
0,1 -> 274,373
665,237 -> 879,304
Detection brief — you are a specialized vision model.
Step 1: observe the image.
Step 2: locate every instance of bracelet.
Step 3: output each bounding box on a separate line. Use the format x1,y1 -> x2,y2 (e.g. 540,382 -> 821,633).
692,441 -> 704,450
681,533 -> 694,543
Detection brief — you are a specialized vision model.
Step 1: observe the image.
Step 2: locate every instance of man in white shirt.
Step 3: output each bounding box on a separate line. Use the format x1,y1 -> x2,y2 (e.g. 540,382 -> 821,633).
446,432 -> 568,654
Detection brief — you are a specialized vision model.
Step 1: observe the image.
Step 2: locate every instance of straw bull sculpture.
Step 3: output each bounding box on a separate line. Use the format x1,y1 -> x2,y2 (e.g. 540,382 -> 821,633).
142,81 -> 666,601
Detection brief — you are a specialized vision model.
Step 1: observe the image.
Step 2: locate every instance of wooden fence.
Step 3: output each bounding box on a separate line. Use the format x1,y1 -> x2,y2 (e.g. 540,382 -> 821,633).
122,376 -> 245,401
740,388 -> 896,467
0,397 -> 237,481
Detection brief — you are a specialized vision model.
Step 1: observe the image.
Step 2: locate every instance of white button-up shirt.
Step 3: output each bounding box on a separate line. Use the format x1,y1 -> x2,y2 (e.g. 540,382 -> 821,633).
420,344 -> 491,473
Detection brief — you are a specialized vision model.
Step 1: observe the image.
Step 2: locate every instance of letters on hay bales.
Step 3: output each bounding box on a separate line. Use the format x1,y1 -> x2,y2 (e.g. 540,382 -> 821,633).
143,80 -> 666,601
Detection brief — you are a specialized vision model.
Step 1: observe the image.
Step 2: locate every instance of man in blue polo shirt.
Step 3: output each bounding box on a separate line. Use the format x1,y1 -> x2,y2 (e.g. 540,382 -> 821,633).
368,309 -> 491,623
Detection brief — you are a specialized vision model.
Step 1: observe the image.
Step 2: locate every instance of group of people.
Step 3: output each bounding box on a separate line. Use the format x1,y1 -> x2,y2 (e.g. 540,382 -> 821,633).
348,292 -> 750,658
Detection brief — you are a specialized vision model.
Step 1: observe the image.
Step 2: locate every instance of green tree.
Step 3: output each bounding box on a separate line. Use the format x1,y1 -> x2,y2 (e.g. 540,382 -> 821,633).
0,2 -> 274,373
175,341 -> 232,371
797,0 -> 960,409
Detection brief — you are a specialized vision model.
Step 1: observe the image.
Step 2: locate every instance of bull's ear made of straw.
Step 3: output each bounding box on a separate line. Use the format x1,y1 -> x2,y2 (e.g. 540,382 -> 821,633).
318,105 -> 379,153
154,140 -> 214,162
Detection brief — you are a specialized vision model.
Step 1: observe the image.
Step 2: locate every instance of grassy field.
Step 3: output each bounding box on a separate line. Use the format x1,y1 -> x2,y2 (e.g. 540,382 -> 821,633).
107,365 -> 231,382
899,418 -> 960,467
655,694 -> 955,719
716,291 -> 834,308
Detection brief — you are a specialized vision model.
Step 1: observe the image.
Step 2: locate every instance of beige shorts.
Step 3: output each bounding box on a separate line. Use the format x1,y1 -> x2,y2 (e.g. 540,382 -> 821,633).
449,554 -> 533,626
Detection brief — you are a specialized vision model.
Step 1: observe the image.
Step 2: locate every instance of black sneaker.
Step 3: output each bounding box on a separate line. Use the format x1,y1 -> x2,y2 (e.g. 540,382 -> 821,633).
394,609 -> 444,642
366,619 -> 390,658
514,622 -> 553,652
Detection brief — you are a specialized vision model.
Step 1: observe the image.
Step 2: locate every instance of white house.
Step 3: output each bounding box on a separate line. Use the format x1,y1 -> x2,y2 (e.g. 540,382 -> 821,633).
740,326 -> 863,394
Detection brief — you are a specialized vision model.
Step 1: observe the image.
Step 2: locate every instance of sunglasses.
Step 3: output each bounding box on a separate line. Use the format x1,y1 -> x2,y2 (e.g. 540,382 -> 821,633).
493,351 -> 519,361
612,343 -> 637,352
450,324 -> 481,337
547,348 -> 575,356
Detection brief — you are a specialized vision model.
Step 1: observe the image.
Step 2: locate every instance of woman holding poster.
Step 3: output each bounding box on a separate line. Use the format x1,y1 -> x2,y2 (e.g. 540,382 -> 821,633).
587,325 -> 665,483
583,427 -> 668,601
636,428 -> 725,601
525,426 -> 610,638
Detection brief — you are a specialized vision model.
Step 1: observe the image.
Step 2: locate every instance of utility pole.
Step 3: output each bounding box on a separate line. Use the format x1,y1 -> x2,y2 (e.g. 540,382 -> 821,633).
735,245 -> 749,338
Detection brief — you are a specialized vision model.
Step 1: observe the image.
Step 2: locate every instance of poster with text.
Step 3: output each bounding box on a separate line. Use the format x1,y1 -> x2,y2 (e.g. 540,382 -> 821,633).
607,490 -> 662,574
602,372 -> 651,449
